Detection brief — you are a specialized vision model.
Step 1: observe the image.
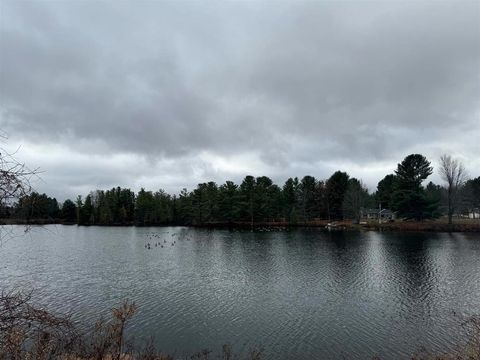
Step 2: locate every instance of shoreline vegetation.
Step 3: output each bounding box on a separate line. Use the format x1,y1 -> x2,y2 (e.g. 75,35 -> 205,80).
1,218 -> 480,232
1,291 -> 479,360
1,154 -> 479,232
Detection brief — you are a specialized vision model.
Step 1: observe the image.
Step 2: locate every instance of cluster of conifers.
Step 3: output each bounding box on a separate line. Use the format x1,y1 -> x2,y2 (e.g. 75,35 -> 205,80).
4,154 -> 480,226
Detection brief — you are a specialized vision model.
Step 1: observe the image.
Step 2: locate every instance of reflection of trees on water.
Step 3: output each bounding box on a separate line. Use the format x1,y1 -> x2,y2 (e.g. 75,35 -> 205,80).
381,233 -> 440,310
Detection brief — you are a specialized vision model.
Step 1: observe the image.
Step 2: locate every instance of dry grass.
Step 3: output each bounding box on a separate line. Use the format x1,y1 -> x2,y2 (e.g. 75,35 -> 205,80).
0,291 -> 263,360
0,290 -> 478,359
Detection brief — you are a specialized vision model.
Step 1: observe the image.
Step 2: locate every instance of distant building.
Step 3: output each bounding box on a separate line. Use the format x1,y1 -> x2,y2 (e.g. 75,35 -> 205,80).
468,208 -> 480,219
360,208 -> 396,222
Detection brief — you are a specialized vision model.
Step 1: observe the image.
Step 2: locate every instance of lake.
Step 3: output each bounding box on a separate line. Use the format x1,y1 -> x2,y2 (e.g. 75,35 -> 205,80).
0,225 -> 479,359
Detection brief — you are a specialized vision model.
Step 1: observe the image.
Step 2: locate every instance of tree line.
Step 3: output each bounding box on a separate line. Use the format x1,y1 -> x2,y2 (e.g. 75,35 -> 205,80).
3,154 -> 480,226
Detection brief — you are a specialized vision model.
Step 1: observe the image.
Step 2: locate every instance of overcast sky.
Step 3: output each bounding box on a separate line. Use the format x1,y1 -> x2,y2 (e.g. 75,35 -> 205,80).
1,0 -> 479,201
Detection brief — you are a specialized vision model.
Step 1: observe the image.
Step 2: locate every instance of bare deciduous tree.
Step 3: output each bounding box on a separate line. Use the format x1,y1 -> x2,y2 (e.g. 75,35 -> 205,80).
439,154 -> 467,225
342,178 -> 369,222
0,134 -> 40,242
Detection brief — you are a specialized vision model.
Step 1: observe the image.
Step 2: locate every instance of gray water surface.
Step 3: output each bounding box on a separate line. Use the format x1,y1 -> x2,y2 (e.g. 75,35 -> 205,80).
0,225 -> 479,359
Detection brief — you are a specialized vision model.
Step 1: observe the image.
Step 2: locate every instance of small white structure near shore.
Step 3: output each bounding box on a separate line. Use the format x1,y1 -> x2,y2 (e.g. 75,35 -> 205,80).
360,208 -> 396,222
468,208 -> 480,219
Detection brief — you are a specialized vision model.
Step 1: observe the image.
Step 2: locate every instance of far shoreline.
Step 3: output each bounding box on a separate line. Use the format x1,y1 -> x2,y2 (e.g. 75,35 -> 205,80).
2,218 -> 480,233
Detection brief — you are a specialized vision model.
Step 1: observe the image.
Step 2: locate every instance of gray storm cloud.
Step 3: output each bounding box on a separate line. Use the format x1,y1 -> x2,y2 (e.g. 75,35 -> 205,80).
0,0 -> 479,200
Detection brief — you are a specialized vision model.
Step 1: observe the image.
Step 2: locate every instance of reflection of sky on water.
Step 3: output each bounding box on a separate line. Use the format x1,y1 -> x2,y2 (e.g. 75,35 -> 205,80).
1,225 -> 479,359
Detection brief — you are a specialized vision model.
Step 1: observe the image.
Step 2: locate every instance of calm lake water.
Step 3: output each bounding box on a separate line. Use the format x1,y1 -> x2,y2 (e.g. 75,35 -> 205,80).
0,225 -> 479,359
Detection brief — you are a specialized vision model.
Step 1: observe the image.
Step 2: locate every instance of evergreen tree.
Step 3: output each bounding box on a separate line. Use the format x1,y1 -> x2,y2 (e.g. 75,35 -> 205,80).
218,181 -> 241,223
153,189 -> 173,224
239,176 -> 256,225
78,194 -> 94,225
375,174 -> 397,209
61,199 -> 77,223
314,180 -> 328,219
135,188 -> 155,225
391,154 -> 438,220
175,188 -> 193,225
299,176 -> 316,223
463,177 -> 480,218
424,182 -> 442,219
15,192 -> 60,220
75,195 -> 83,223
282,178 -> 298,223
255,176 -> 276,221
326,171 -> 350,220
47,198 -> 60,219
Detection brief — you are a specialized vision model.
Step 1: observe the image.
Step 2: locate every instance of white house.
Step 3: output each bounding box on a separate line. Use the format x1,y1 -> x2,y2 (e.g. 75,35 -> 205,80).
360,208 -> 396,222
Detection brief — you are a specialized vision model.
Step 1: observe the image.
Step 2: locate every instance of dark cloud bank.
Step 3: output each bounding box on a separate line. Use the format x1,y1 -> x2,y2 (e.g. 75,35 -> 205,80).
0,0 -> 479,200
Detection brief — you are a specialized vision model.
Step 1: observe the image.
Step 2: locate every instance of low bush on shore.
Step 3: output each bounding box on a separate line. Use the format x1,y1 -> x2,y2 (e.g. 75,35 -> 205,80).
0,290 -> 262,360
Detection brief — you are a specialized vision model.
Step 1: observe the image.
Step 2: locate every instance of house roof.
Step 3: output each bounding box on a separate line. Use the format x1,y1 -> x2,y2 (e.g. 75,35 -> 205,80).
361,208 -> 395,214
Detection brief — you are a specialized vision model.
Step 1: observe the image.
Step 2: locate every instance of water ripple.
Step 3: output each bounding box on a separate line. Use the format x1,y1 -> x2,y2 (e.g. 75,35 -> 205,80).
1,226 -> 479,359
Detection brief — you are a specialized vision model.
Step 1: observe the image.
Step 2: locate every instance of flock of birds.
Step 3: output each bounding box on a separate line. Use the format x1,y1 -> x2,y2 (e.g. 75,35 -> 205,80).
143,231 -> 193,250
142,227 -> 288,250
